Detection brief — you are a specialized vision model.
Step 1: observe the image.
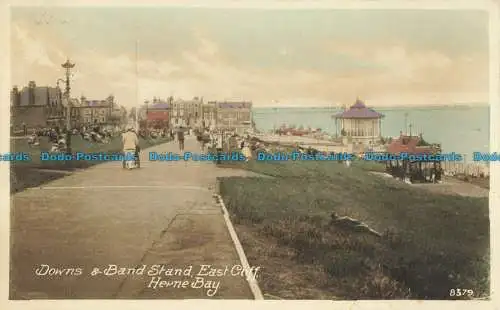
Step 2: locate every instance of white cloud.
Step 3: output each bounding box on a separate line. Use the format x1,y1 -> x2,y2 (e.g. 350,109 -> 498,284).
12,24 -> 56,68
10,23 -> 488,108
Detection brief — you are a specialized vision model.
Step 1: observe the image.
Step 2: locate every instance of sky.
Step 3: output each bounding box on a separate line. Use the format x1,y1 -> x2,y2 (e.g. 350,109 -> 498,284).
10,7 -> 490,108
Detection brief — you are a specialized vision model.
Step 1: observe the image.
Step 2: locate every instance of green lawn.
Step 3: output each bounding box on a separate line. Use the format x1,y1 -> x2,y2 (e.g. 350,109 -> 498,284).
216,156 -> 490,300
10,135 -> 171,193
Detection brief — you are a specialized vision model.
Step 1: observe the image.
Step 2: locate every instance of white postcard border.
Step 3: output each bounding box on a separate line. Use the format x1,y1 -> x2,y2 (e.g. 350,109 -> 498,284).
1,1 -> 498,310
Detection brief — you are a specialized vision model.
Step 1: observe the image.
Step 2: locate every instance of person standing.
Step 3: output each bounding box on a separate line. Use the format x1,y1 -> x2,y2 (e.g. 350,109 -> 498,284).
22,122 -> 27,136
215,130 -> 223,164
177,126 -> 185,152
242,139 -> 252,162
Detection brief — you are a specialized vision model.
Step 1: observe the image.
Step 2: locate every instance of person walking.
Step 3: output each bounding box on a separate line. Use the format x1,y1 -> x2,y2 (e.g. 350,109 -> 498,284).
196,128 -> 204,152
201,128 -> 210,153
177,126 -> 185,152
122,125 -> 139,169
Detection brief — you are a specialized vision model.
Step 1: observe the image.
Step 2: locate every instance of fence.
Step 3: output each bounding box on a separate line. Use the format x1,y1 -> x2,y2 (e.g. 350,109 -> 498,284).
442,160 -> 490,177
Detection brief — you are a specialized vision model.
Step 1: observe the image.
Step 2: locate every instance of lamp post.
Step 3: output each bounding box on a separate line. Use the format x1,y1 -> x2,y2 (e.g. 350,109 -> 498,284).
56,78 -> 65,128
61,59 -> 75,153
404,112 -> 409,135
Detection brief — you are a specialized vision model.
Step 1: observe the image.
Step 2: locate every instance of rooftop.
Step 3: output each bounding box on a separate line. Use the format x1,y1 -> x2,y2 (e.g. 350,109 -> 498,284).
84,100 -> 111,107
148,102 -> 170,109
386,134 -> 440,155
211,101 -> 252,109
334,99 -> 384,119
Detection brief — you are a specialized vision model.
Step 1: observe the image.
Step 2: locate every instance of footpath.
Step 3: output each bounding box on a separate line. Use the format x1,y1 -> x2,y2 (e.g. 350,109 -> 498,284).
10,136 -> 261,299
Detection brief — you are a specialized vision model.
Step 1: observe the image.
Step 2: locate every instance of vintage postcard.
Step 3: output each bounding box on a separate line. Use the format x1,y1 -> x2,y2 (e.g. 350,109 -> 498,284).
1,0 -> 499,309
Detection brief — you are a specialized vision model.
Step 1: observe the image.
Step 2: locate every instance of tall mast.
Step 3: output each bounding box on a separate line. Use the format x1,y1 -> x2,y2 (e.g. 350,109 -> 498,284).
135,40 -> 139,130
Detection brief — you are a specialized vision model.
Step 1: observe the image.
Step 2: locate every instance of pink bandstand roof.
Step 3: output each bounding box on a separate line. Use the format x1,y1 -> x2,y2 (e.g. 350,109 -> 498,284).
334,99 -> 384,119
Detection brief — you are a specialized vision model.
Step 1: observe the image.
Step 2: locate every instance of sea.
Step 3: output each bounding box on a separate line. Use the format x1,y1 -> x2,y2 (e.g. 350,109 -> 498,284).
252,105 -> 490,161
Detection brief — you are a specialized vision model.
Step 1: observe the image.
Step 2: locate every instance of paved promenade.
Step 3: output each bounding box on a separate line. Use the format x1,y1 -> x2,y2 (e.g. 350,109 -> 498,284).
10,136 -> 259,299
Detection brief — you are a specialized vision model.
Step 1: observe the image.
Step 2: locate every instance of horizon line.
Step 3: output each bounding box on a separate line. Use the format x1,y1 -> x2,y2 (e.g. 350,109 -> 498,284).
253,102 -> 489,108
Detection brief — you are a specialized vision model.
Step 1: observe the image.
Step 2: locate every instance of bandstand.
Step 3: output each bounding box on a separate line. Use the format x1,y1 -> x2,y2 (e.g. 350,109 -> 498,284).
334,98 -> 384,146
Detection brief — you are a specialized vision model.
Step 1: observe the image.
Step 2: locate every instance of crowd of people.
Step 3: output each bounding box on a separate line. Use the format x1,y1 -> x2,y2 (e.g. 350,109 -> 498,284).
191,127 -> 258,163
25,121 -> 292,168
26,124 -> 123,152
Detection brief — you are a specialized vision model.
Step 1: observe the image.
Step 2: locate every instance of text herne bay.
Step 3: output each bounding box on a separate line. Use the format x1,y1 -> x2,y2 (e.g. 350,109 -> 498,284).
105,264 -> 260,297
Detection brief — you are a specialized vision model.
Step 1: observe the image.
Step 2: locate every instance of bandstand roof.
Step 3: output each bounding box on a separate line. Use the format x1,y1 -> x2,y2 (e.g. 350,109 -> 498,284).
334,99 -> 384,119
387,135 -> 439,155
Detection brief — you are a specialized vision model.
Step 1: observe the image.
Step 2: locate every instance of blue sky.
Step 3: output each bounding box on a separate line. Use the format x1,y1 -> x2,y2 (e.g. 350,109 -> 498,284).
10,7 -> 490,107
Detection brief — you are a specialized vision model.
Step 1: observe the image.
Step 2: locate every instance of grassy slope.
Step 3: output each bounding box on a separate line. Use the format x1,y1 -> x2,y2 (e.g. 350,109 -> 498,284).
217,158 -> 489,299
10,135 -> 171,193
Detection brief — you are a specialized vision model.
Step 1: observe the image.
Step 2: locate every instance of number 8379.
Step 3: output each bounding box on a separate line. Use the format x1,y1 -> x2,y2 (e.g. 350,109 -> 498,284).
449,289 -> 474,297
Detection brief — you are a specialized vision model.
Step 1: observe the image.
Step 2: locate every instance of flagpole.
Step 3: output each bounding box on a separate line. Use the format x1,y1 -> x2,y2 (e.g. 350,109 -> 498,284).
135,39 -> 139,131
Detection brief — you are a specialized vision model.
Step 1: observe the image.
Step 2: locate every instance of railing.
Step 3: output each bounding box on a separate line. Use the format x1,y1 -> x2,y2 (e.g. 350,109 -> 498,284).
442,160 -> 490,177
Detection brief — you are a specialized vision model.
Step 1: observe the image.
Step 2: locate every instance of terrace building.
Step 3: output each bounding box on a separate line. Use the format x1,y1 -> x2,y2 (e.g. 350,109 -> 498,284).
78,95 -> 115,125
171,97 -> 203,127
210,101 -> 253,134
202,102 -> 217,128
146,98 -> 171,129
10,81 -> 66,130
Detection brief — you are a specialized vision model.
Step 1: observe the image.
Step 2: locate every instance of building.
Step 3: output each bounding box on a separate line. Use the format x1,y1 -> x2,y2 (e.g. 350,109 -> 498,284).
171,97 -> 203,127
202,102 -> 217,128
146,100 -> 171,129
334,98 -> 384,146
137,96 -> 253,131
64,98 -> 82,128
46,87 -> 65,127
10,81 -> 66,130
77,95 -> 115,126
210,101 -> 253,134
137,97 -> 172,129
385,133 -> 442,183
108,104 -> 126,126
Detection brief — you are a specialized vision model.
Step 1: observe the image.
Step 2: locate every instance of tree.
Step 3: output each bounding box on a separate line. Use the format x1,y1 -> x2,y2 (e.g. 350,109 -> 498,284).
129,107 -> 137,121
108,114 -> 122,125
